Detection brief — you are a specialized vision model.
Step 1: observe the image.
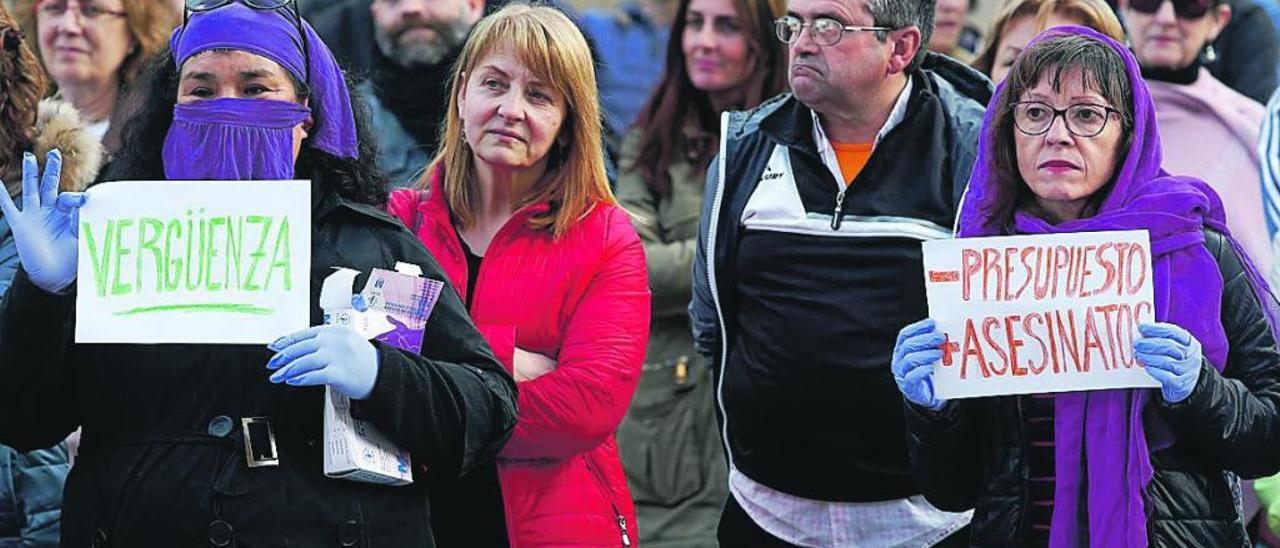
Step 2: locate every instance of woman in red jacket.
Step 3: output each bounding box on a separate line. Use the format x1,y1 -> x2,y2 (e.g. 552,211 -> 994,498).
387,4 -> 650,547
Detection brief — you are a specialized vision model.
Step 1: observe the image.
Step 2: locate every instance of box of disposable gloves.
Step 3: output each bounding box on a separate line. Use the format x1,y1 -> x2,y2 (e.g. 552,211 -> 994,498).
320,262 -> 444,486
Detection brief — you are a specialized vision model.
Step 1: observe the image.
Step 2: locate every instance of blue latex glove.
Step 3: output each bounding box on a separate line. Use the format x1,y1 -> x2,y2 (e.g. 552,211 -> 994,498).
0,151 -> 87,293
1134,322 -> 1203,403
892,318 -> 947,410
266,325 -> 381,400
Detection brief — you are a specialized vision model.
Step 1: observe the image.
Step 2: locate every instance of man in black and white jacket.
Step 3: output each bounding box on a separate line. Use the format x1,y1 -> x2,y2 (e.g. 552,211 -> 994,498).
690,0 -> 991,544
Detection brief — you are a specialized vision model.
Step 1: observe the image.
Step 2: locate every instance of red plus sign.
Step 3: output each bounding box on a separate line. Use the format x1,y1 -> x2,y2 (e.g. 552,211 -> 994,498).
940,334 -> 960,367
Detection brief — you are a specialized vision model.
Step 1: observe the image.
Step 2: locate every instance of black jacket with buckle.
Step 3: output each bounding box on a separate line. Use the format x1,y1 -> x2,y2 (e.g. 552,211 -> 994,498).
0,181 -> 519,547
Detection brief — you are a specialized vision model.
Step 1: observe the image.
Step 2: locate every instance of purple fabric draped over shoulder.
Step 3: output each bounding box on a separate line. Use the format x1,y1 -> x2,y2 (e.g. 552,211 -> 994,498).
953,25 -> 1279,546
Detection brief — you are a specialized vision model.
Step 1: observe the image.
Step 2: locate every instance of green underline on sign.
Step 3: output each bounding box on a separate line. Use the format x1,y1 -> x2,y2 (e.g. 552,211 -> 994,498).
113,303 -> 275,316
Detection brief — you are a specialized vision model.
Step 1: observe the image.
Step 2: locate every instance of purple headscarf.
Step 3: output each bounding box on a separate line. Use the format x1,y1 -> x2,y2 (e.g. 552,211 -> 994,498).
168,2 -> 357,160
955,25 -> 1278,546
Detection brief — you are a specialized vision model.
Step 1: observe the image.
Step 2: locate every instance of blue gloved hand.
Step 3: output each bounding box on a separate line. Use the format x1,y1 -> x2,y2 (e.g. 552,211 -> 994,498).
0,150 -> 87,293
1134,322 -> 1203,404
892,318 -> 947,410
266,325 -> 381,400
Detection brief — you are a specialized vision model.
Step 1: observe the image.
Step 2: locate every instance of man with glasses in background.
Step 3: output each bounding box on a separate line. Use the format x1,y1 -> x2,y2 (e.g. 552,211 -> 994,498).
690,0 -> 990,544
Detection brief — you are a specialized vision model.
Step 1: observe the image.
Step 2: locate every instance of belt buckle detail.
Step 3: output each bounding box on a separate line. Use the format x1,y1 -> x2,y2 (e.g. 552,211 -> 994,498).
241,417 -> 280,468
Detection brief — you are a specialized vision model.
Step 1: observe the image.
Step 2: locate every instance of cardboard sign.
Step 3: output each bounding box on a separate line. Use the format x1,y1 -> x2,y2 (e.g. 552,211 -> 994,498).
922,230 -> 1161,399
75,180 -> 311,344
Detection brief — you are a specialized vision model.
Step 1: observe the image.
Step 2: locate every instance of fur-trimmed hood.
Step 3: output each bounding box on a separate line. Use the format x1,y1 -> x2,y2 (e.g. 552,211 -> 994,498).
3,99 -> 104,197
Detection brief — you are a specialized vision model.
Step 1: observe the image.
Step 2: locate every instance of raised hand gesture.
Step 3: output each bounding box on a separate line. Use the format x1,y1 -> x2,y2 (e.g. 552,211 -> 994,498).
0,150 -> 87,293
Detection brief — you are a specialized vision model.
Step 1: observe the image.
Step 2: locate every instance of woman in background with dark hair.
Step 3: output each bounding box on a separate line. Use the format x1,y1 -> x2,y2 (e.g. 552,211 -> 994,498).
0,2 -> 516,545
612,0 -> 785,543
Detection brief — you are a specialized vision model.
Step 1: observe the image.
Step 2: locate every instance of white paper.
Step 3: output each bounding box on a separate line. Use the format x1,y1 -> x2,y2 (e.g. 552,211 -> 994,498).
922,230 -> 1161,399
74,180 -> 311,344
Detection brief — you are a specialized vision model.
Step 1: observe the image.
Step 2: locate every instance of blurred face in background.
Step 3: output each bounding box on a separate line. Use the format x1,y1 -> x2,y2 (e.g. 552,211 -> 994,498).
683,0 -> 756,95
990,12 -> 1086,82
1124,0 -> 1230,70
371,0 -> 484,68
36,0 -> 135,88
928,0 -> 968,53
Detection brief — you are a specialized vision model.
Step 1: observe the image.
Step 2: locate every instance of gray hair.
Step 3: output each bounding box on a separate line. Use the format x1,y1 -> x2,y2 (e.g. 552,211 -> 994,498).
868,0 -> 936,70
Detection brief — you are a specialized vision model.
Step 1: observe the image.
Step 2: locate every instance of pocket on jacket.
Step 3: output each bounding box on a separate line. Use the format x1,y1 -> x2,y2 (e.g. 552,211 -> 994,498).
617,355 -> 716,506
1147,464 -> 1238,523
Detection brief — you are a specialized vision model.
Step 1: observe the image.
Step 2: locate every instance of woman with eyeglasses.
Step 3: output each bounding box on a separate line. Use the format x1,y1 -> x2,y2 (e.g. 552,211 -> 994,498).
1123,0 -> 1274,282
0,1 -> 518,546
610,0 -> 784,543
893,26 -> 1280,545
16,0 -> 178,149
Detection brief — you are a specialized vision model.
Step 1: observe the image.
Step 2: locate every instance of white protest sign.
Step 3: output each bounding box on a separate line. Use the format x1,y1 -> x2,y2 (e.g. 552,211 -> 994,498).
75,180 -> 311,344
921,230 -> 1160,399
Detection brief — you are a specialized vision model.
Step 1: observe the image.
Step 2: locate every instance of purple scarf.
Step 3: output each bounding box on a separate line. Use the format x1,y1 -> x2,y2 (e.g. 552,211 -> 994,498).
163,97 -> 309,180
164,1 -> 357,174
955,26 -> 1278,546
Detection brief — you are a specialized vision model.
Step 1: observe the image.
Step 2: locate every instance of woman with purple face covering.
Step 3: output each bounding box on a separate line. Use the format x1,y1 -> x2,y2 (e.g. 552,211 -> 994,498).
0,1 -> 517,546
893,26 -> 1280,545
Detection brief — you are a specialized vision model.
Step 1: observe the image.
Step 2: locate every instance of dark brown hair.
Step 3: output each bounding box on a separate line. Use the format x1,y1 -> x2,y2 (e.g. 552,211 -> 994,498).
984,33 -> 1133,226
627,0 -> 787,198
0,3 -> 46,196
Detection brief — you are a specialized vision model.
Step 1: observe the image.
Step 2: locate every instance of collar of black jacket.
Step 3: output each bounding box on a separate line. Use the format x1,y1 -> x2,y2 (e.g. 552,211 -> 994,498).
312,181 -> 404,231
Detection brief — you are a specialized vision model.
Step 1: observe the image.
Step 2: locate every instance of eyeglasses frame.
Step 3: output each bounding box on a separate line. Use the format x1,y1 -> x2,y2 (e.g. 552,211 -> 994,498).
36,0 -> 128,22
773,15 -> 893,46
1009,101 -> 1124,138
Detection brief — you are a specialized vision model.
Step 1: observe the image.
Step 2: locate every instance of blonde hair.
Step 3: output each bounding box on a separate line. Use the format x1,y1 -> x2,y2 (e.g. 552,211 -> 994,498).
971,0 -> 1125,76
17,0 -> 180,90
421,3 -> 614,239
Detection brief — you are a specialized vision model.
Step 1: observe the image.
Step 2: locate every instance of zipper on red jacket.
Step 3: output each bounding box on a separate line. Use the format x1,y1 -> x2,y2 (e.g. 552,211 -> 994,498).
584,456 -> 631,547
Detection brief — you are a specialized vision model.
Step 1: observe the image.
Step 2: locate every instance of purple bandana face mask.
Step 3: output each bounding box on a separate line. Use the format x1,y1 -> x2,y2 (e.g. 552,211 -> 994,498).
162,97 -> 311,180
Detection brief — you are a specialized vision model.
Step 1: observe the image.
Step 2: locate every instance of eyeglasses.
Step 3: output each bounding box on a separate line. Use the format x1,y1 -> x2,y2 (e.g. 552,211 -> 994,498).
1128,0 -> 1214,19
186,0 -> 292,10
1011,101 -> 1122,137
774,15 -> 892,46
182,0 -> 310,86
37,1 -> 127,22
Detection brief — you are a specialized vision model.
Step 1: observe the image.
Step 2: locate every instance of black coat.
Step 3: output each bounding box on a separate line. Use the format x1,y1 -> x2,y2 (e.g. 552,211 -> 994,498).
906,229 -> 1280,547
0,182 -> 518,547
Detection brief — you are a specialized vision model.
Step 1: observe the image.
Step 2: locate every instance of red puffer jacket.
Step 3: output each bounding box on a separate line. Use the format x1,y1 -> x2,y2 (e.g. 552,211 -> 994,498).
389,169 -> 649,547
